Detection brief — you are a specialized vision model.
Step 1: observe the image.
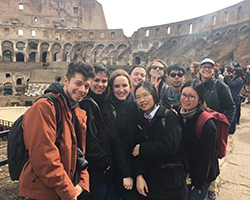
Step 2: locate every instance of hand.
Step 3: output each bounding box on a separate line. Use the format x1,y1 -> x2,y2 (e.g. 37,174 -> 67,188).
132,144 -> 140,157
223,71 -> 229,77
75,184 -> 83,196
123,177 -> 133,190
136,175 -> 148,197
152,76 -> 161,93
191,185 -> 201,194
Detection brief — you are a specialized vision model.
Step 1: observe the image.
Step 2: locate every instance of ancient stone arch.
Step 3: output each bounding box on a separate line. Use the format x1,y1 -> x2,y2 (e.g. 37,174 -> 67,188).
52,43 -> 61,61
28,52 -> 36,62
40,42 -> 49,62
16,52 -> 25,62
16,41 -> 25,51
16,78 -> 22,85
108,44 -> 115,53
135,56 -> 141,65
117,44 -> 127,54
63,43 -> 72,61
226,28 -> 234,36
3,82 -> 12,95
3,50 -> 13,61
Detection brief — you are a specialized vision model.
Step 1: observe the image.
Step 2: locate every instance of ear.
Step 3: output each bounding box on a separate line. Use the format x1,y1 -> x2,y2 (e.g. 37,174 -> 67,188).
63,76 -> 68,86
183,75 -> 186,81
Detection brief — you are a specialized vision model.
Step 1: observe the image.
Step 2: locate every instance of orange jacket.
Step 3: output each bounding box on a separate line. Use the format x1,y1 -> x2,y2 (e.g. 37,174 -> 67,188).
19,93 -> 89,200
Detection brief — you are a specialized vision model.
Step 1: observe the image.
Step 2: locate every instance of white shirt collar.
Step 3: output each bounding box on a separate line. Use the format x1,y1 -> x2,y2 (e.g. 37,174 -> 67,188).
144,105 -> 160,119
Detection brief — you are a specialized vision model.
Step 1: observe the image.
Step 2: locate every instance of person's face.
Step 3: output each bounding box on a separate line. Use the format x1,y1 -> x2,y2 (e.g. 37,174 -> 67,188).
232,71 -> 236,79
135,87 -> 156,115
247,68 -> 250,73
113,75 -> 130,101
130,67 -> 146,88
167,70 -> 186,88
181,87 -> 200,111
190,63 -> 194,74
149,61 -> 164,79
199,63 -> 214,80
90,72 -> 108,95
63,73 -> 91,104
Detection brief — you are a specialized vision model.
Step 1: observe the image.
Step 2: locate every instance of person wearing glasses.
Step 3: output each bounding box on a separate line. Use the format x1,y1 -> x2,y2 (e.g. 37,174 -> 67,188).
146,59 -> 169,100
161,63 -> 186,110
198,58 -> 235,200
178,79 -> 219,200
133,81 -> 187,200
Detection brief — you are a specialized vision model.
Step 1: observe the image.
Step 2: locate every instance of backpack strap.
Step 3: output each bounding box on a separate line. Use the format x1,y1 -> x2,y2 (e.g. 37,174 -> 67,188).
37,94 -> 63,150
196,111 -> 214,139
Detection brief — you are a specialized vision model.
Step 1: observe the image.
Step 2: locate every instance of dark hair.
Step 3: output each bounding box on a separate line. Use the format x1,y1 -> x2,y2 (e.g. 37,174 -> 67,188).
134,81 -> 159,105
93,63 -> 110,78
66,61 -> 95,80
232,68 -> 242,78
181,79 -> 205,108
129,65 -> 147,75
166,63 -> 186,75
109,69 -> 131,93
146,59 -> 168,82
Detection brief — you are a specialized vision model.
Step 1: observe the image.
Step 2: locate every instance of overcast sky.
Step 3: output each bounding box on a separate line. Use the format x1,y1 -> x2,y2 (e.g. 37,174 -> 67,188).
98,0 -> 243,37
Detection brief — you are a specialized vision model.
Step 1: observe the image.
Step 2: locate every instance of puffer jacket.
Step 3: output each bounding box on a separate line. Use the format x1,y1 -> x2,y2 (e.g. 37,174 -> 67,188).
19,82 -> 89,200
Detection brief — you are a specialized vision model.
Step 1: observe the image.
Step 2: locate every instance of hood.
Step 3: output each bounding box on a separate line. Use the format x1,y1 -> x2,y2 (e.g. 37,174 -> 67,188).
44,82 -> 78,110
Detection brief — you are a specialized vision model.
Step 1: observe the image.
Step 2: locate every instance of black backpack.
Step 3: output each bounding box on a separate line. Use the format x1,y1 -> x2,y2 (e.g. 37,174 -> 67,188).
7,94 -> 63,181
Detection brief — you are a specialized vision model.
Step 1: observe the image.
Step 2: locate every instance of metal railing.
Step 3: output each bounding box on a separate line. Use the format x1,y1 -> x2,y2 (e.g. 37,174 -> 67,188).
0,129 -> 9,166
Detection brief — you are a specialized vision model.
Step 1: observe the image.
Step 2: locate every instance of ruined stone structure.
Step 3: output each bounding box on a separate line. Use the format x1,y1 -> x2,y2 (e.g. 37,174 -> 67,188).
0,0 -> 250,106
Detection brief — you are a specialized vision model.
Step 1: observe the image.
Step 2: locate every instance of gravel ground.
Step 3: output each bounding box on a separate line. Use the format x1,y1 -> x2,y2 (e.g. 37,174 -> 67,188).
0,140 -> 19,200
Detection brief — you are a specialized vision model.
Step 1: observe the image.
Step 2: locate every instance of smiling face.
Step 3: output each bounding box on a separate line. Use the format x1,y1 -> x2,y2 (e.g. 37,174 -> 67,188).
130,67 -> 146,88
149,61 -> 165,80
90,72 -> 108,95
63,73 -> 91,104
199,63 -> 214,82
135,86 -> 156,115
113,75 -> 130,100
167,70 -> 186,89
180,86 -> 199,111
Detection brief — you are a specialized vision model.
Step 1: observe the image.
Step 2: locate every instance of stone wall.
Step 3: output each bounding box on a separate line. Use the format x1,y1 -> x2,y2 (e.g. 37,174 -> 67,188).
0,0 -> 250,105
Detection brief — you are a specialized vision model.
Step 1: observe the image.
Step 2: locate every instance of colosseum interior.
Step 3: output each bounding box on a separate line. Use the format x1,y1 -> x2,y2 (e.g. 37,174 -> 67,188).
0,0 -> 250,106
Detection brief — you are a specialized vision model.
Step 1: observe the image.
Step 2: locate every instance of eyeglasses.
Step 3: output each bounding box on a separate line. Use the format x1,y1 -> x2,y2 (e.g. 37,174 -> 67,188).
169,72 -> 184,78
181,93 -> 196,101
201,65 -> 214,70
151,66 -> 164,70
135,93 -> 151,101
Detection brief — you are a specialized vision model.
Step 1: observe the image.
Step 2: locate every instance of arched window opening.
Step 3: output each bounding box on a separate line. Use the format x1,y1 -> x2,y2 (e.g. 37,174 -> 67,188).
16,78 -> 22,85
16,53 -> 24,62
3,50 -> 13,61
135,57 -> 141,64
4,82 -> 12,95
28,52 -> 36,62
41,52 -> 47,63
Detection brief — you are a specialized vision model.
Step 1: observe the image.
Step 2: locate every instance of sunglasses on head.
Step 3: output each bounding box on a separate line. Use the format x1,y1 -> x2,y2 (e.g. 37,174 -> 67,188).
151,66 -> 164,70
169,72 -> 184,78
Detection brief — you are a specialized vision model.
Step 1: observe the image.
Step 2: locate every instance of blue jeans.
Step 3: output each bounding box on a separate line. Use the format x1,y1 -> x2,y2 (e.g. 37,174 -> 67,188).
182,182 -> 211,200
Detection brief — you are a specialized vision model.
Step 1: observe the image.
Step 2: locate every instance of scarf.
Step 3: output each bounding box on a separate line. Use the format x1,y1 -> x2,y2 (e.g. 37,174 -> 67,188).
180,106 -> 198,120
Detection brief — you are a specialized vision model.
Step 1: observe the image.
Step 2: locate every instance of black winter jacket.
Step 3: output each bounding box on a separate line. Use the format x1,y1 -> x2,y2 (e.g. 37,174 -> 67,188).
134,106 -> 187,199
203,78 -> 235,124
79,90 -> 130,183
179,107 -> 220,190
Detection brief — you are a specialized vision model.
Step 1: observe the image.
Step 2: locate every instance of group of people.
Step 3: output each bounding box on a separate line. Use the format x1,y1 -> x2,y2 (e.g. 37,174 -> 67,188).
18,57 -> 241,200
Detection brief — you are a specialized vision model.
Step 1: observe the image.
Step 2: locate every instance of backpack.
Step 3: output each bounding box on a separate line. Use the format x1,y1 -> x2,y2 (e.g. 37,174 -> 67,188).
195,109 -> 230,159
7,94 -> 63,181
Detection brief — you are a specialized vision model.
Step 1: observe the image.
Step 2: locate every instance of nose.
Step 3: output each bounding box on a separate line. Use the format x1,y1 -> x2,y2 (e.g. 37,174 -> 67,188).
79,85 -> 87,93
